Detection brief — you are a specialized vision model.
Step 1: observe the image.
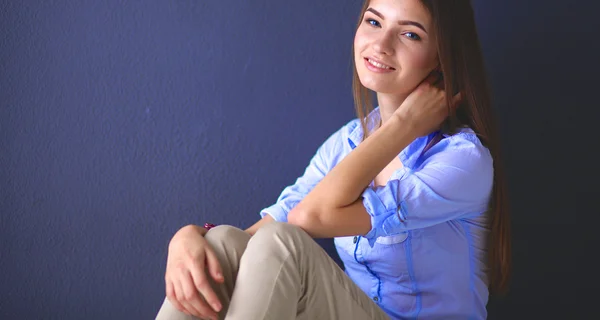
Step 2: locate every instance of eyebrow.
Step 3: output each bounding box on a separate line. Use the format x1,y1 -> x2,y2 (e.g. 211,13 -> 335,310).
366,8 -> 427,34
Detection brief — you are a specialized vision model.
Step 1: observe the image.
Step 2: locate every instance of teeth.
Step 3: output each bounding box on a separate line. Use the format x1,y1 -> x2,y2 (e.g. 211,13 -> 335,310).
368,59 -> 392,69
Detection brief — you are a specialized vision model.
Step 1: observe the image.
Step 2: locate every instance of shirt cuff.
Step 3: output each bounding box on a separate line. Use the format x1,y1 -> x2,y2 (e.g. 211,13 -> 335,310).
361,186 -> 399,247
259,203 -> 289,223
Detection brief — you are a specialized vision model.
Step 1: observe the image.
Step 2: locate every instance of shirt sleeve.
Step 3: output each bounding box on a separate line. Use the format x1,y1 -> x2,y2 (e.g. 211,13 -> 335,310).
259,125 -> 346,222
362,134 -> 494,246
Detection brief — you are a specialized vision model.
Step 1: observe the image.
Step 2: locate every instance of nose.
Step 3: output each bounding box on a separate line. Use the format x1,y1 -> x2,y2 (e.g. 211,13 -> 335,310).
372,31 -> 395,56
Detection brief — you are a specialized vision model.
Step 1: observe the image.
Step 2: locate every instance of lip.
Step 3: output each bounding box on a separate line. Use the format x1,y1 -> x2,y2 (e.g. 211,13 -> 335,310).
364,57 -> 395,73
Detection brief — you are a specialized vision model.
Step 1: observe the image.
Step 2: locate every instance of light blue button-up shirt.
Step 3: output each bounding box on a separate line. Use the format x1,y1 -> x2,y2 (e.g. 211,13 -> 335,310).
260,108 -> 494,319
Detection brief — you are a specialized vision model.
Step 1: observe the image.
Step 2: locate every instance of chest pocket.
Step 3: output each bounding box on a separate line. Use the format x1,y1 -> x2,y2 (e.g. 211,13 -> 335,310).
369,232 -> 412,281
334,232 -> 409,257
375,232 -> 409,245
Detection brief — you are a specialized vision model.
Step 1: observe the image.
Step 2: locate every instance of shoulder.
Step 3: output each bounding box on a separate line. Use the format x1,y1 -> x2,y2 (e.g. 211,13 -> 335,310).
426,128 -> 494,173
343,118 -> 362,135
310,118 -> 361,170
421,128 -> 495,200
440,128 -> 491,157
318,118 -> 361,150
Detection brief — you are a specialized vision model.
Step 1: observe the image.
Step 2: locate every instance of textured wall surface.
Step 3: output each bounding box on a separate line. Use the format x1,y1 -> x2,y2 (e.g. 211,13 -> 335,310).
1,0 -> 594,319
0,1 -> 358,318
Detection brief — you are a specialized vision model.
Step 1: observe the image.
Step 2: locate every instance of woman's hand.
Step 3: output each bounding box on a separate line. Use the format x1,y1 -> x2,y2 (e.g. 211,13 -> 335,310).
393,72 -> 462,138
165,225 -> 223,320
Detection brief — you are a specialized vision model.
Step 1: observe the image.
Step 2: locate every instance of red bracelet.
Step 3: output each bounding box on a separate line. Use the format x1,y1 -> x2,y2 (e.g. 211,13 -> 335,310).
203,223 -> 217,231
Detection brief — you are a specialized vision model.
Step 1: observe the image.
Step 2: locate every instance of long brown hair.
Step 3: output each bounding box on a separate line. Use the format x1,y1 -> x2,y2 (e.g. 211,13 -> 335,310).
352,0 -> 511,294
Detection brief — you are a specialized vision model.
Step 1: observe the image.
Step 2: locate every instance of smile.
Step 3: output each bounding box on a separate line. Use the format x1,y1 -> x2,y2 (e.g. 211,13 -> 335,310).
364,58 -> 395,73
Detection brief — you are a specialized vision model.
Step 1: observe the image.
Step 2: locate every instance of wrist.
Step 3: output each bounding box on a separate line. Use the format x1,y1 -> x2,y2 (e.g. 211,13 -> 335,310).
180,224 -> 207,237
168,224 -> 205,250
388,113 -> 418,140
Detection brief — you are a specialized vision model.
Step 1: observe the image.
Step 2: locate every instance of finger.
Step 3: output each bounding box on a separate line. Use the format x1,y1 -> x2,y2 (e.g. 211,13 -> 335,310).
166,278 -> 186,314
205,248 -> 224,283
178,275 -> 205,317
423,71 -> 440,86
191,259 -> 223,313
182,271 -> 218,319
173,277 -> 195,316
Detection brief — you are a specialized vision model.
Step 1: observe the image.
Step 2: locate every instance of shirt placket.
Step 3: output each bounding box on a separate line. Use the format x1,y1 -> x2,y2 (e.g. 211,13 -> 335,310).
353,236 -> 382,304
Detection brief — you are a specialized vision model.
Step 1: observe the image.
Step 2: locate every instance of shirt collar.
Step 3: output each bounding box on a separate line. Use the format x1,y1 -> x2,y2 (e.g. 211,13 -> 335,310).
347,107 -> 440,169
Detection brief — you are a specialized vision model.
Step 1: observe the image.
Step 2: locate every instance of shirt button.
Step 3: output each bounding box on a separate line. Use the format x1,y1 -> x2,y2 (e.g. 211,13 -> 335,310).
353,236 -> 358,244
373,296 -> 379,302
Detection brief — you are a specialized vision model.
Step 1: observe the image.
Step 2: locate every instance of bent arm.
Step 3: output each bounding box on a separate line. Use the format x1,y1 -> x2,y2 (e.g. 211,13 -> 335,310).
290,126 -> 494,245
288,114 -> 414,237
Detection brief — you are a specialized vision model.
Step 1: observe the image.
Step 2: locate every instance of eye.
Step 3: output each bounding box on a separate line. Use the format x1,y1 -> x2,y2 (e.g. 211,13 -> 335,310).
365,18 -> 381,27
403,32 -> 422,41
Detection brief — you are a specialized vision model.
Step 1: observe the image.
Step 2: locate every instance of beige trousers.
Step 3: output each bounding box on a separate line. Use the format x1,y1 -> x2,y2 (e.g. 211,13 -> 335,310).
156,222 -> 390,320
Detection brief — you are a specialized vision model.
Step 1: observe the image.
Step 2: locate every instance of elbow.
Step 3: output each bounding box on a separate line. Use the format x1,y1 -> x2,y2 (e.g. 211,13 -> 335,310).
288,204 -> 322,230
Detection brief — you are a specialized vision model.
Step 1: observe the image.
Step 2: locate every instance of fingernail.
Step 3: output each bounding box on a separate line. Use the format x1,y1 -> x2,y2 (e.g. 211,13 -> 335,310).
213,302 -> 222,312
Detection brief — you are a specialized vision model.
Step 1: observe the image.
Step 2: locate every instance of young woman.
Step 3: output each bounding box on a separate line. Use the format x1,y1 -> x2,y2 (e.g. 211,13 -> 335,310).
156,0 -> 511,319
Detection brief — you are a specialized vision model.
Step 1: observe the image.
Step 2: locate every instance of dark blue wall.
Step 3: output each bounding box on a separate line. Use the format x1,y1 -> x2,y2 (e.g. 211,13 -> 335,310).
1,0 -> 594,319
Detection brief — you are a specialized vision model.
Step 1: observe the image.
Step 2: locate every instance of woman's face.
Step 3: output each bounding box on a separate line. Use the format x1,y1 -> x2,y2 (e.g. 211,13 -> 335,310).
354,0 -> 439,96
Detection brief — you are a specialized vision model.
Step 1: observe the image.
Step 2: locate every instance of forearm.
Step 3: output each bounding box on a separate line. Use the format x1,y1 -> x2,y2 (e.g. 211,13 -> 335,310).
290,198 -> 371,238
300,114 -> 415,210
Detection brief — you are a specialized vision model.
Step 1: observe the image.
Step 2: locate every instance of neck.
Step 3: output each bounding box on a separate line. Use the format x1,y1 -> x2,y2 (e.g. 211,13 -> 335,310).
376,92 -> 408,125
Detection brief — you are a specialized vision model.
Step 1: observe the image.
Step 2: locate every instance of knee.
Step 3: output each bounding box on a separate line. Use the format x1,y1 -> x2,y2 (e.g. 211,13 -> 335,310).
248,222 -> 309,250
258,221 -> 305,235
205,225 -> 250,251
